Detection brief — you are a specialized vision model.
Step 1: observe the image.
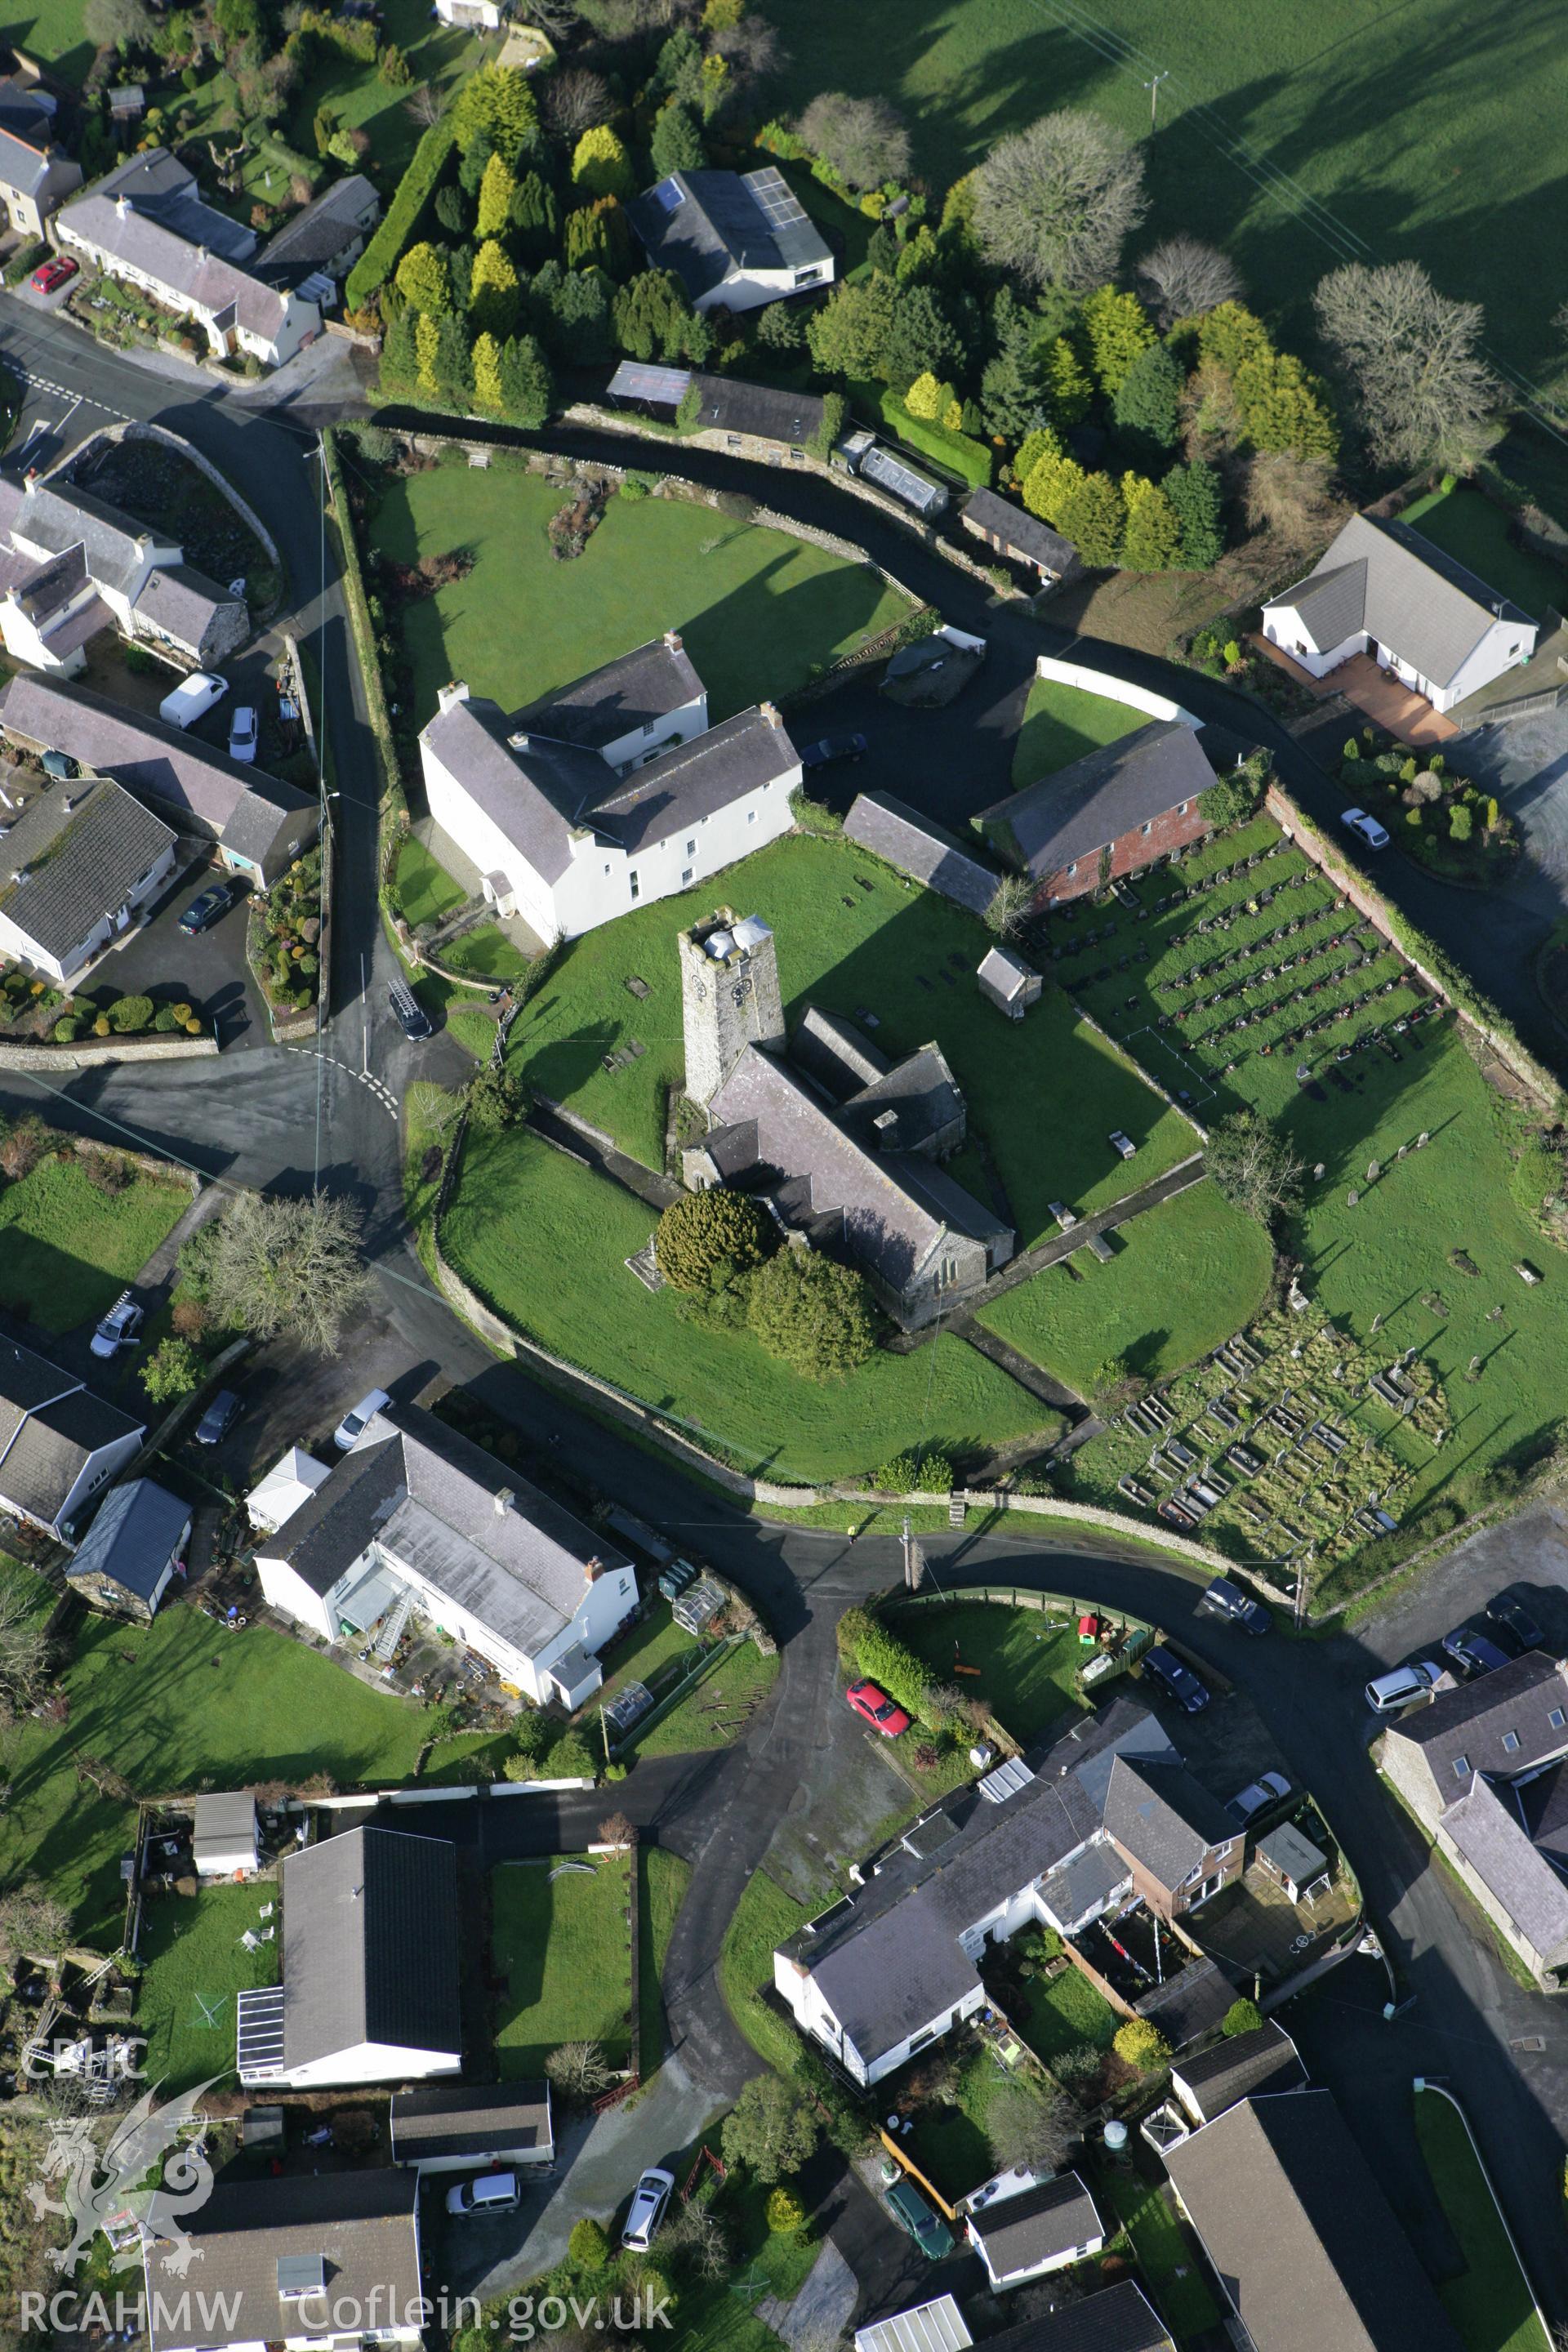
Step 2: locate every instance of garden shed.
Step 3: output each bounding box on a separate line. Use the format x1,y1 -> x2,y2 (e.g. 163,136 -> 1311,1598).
194,1792 -> 260,1880
65,1477 -> 189,1623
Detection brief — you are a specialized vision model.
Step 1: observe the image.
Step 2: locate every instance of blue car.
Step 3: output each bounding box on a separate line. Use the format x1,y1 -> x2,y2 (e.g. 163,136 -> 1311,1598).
1143,1643 -> 1209,1713
194,1389 -> 241,1446
1441,1623 -> 1510,1681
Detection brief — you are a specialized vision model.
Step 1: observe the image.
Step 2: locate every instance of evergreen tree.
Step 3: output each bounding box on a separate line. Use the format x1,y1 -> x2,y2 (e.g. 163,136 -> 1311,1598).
651,24 -> 703,107
612,269 -> 692,361
572,124 -> 632,200
451,64 -> 537,163
893,223 -> 938,283
457,131 -> 494,198
1235,348 -> 1337,459
1022,447 -> 1081,523
650,99 -> 704,178
882,282 -> 965,394
1041,332 -> 1093,424
470,238 -> 520,337
414,310 -> 441,398
755,300 -> 804,353
497,332 -> 553,425
510,171 -> 558,264
980,291 -> 1052,439
1120,472 -> 1182,568
1162,458 -> 1224,568
395,240 -> 451,315
433,313 -> 472,404
550,265 -> 613,364
904,371 -> 944,419
805,274 -> 896,380
1113,338 -> 1183,452
433,184 -> 468,236
1014,423 -> 1064,483
380,308 -> 418,392
1080,284 -> 1155,394
1057,467 -> 1125,565
564,203 -> 611,270
471,328 -> 504,410
475,151 -> 516,239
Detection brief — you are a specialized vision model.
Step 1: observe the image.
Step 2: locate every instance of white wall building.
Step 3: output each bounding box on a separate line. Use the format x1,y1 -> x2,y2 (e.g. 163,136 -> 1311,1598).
0,774 -> 176,983
145,2171 -> 424,2352
627,165 -> 834,315
419,635 -> 799,944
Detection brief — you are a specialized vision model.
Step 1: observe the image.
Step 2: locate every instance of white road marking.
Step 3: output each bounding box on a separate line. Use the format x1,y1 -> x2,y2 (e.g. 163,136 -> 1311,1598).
12,366 -> 130,422
285,1043 -> 398,1118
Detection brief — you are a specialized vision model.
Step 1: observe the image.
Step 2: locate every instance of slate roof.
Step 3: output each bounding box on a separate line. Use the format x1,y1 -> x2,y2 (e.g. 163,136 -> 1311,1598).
589,705 -> 797,854
83,148 -> 257,261
0,125 -> 56,200
11,478 -> 154,599
144,2168 -> 421,2352
980,719 -> 1214,880
962,487 -> 1078,577
256,172 -> 377,283
0,1340 -> 78,1442
518,634 -> 705,752
279,1825 -> 461,2071
970,2173 -> 1104,2277
982,2283 -> 1174,2352
840,1043 -> 964,1156
1517,1755 -> 1568,1869
261,1402 -> 629,1662
0,776 -> 173,961
1171,2020 -> 1305,2122
1444,1772 -> 1568,1962
390,2080 -> 552,2164
0,1385 -> 141,1528
978,944 -> 1038,1001
627,166 -> 831,303
132,561 -> 242,652
1165,2091 -> 1464,2352
1269,512 -> 1535,692
1383,1650 -> 1568,1795
688,370 -> 826,448
844,790 -> 1001,917
1103,1753 -> 1233,1891
792,1005 -> 889,1100
58,152 -> 299,345
67,1477 -> 189,1604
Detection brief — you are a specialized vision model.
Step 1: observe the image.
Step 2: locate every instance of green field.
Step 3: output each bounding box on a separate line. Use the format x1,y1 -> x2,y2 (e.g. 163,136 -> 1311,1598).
719,1866 -> 817,2078
890,1601 -> 1089,1744
443,1124 -> 1053,1481
1414,2091 -> 1548,2352
638,1846 -> 690,2070
762,0 -> 1568,391
1012,676 -> 1150,787
492,1854 -> 633,2077
367,466 -> 906,729
136,1886 -> 279,2097
0,1155 -> 187,1333
978,1179 -> 1276,1396
626,1640 -> 780,1758
902,2041 -> 1009,2201
1400,485 -> 1568,626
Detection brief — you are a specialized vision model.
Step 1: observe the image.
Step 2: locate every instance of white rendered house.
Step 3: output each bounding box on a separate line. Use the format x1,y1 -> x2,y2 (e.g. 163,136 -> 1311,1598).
626,167 -> 834,314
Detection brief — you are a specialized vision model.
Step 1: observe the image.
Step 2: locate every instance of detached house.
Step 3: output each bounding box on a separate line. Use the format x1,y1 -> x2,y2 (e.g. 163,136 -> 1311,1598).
1261,513 -> 1537,716
0,774 -> 176,983
627,166 -> 834,314
967,2172 -> 1107,2290
0,1339 -> 143,1539
145,2170 -> 423,2352
0,473 -> 248,676
0,75 -> 81,236
255,173 -> 380,302
978,720 -> 1215,909
64,1476 -> 189,1621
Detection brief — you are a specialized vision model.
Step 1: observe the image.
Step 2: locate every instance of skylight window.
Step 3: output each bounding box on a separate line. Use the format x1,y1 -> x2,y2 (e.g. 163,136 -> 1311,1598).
1453,1755 -> 1470,1777
1502,1731 -> 1521,1753
653,176 -> 686,213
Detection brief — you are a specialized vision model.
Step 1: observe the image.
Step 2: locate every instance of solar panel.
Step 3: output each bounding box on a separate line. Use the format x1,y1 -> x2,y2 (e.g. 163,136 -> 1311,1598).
235,1984 -> 286,2074
745,166 -> 810,229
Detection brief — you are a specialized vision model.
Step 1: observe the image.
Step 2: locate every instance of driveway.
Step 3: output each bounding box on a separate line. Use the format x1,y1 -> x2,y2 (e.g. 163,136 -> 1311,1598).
1454,702 -> 1568,912
89,847 -> 267,1049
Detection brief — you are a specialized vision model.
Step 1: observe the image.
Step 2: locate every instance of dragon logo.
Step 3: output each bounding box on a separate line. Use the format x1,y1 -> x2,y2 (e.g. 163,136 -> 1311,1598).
25,2079 -> 219,2278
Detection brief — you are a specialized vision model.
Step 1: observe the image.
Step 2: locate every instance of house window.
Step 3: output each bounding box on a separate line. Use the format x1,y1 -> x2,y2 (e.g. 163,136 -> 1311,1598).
604,862 -> 611,876
1453,1755 -> 1470,1777
1552,1709 -> 1566,1731
747,809 -> 757,824
794,266 -> 826,288
686,839 -> 697,856
1215,1840 -> 1234,1859
1140,820 -> 1152,835
1066,861 -> 1078,877
1502,1731 -> 1521,1753
1178,800 -> 1189,815
681,867 -> 693,884
629,871 -> 640,901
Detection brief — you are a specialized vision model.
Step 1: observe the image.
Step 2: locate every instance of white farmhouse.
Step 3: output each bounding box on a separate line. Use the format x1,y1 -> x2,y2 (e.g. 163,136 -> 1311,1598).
419,635 -> 800,943
0,473 -> 248,676
253,1402 -> 637,1709
626,166 -> 834,314
1260,513 -> 1537,716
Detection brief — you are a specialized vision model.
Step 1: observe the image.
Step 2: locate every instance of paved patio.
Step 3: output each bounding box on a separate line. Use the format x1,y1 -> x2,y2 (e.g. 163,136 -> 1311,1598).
1252,637 -> 1459,747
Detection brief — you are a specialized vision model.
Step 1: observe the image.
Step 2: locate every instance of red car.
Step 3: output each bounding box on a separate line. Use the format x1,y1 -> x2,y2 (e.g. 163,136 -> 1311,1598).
846,1678 -> 911,1738
30,255 -> 77,296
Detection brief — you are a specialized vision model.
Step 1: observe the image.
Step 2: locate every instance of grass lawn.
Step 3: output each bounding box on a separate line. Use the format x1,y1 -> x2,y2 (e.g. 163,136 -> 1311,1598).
367,466 -> 906,729
443,1123 -> 1054,1482
135,1886 -> 278,2097
1094,2158 -> 1223,2344
0,1156 -> 187,1333
1401,486 -> 1568,624
439,924 -> 532,982
889,1601 -> 1088,1744
638,1846 -> 690,2071
719,1867 -> 817,2078
902,2041 -> 1007,2202
392,837 -> 466,929
285,0 -> 484,175
763,0 -> 1568,394
977,1180 -> 1276,1396
1011,676 -> 1149,787
591,1600 -> 697,1717
627,1640 -> 780,1757
0,1606 -> 431,1948
1414,2089 -> 1549,2352
1012,1960 -> 1120,2064
492,1853 -> 633,2077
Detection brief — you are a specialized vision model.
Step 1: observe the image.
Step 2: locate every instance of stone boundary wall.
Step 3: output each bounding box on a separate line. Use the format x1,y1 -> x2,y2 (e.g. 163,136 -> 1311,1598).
1034,653 -> 1200,730
75,419 -> 283,592
0,1033 -> 218,1068
1069,1000 -> 1211,1145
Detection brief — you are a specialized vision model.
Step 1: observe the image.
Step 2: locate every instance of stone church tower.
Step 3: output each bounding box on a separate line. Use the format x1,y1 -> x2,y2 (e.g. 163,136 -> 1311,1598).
679,907 -> 786,1107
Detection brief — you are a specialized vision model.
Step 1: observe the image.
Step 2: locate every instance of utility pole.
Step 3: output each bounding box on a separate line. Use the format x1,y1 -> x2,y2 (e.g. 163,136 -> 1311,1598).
1143,70 -> 1169,133
902,1515 -> 925,1592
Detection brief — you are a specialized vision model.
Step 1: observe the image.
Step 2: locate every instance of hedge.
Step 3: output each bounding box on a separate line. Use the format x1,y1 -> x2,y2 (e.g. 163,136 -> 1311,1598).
345,118 -> 457,310
879,390 -> 992,492
320,428 -> 403,825
844,1609 -> 945,1731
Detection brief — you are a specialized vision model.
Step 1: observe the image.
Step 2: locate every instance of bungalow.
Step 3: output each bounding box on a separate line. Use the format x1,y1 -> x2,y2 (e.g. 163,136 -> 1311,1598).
236,1824 -> 461,2091
0,1338 -> 143,1539
966,2172 -> 1106,2290
626,166 -> 833,315
1260,513 -> 1537,716
56,151 -> 320,368
419,639 -> 799,943
961,488 -> 1080,588
0,75 -> 81,237
978,720 -> 1216,908
390,2080 -> 553,2174
0,774 -> 176,983
144,2169 -> 423,2352
0,472 -> 248,675
64,1476 -> 189,1621
844,791 -> 1003,920
252,1401 -> 637,1710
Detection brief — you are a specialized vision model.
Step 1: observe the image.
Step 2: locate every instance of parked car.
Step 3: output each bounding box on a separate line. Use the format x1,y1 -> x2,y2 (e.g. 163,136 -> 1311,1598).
621,2167 -> 674,2253
1441,1622 -> 1511,1680
227,705 -> 259,764
845,1678 -> 911,1739
1341,808 -> 1391,851
1143,1643 -> 1209,1713
90,1291 -> 143,1360
1200,1575 -> 1271,1635
1365,1660 -> 1442,1715
30,255 -> 77,295
1226,1770 -> 1292,1829
884,2177 -> 955,2261
160,671 -> 228,730
446,2171 -> 519,2218
1485,1596 -> 1545,1655
388,979 -> 433,1042
178,876 -> 245,933
799,731 -> 867,771
333,1387 -> 392,1450
1108,1130 -> 1137,1160
193,1389 -> 241,1446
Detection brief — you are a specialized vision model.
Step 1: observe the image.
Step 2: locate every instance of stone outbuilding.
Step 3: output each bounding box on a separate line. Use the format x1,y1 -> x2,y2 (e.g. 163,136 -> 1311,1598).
977,944 -> 1042,1020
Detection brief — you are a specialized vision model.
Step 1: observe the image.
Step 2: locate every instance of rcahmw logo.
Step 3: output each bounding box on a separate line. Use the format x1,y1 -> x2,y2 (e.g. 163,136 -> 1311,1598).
24,2078 -> 220,2279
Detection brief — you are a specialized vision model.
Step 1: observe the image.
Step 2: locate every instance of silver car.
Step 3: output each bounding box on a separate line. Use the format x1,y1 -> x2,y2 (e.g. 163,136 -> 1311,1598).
621,2167 -> 674,2252
1365,1660 -> 1441,1715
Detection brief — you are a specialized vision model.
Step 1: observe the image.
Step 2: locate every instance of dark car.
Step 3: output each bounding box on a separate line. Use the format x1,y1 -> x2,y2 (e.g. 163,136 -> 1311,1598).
1143,1643 -> 1209,1713
1440,1622 -> 1511,1681
799,732 -> 868,771
179,878 -> 245,934
1199,1575 -> 1271,1635
388,979 -> 433,1041
193,1389 -> 241,1446
1485,1596 -> 1545,1655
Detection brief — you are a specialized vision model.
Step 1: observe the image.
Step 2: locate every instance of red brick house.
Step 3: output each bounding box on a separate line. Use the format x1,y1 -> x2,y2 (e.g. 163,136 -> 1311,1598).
978,719 -> 1214,907
1102,1752 -> 1244,1921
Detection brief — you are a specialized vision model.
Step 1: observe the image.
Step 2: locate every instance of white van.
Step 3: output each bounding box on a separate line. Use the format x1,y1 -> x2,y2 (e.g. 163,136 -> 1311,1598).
159,672 -> 228,730
1365,1661 -> 1441,1715
446,2172 -> 520,2217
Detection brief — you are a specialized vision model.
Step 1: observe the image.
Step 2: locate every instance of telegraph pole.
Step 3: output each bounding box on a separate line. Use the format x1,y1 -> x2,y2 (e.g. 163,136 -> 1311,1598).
902,1515 -> 925,1592
1143,71 -> 1169,133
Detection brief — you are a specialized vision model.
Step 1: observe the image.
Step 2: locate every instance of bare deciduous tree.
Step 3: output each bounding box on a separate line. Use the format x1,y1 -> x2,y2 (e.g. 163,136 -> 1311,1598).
0,1568 -> 50,1718
544,2040 -> 613,2097
797,91 -> 910,193
1242,449 -> 1348,555
596,1811 -> 635,1851
83,0 -> 157,48
1134,234 -> 1242,327
662,2197 -> 731,2279
74,1755 -> 136,1802
1314,259 -> 1502,472
974,109 -> 1147,292
1206,1107 -> 1305,1229
203,1192 -> 371,1356
0,1884 -> 70,1971
710,14 -> 784,87
987,2076 -> 1076,2176
985,874 -> 1035,941
541,65 -> 612,137
403,81 -> 449,129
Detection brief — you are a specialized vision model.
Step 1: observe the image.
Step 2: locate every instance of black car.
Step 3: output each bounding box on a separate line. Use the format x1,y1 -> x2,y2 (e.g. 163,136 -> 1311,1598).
1142,1643 -> 1209,1713
389,980 -> 433,1041
800,732 -> 868,771
179,878 -> 244,934
1485,1596 -> 1545,1655
193,1388 -> 241,1446
1199,1575 -> 1271,1636
1440,1621 -> 1510,1680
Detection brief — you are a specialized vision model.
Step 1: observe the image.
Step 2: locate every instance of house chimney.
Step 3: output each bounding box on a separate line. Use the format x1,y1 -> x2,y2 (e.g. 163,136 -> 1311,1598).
435,679 -> 470,715
871,1108 -> 900,1150
115,193 -> 129,219
507,730 -> 530,751
493,1487 -> 514,1517
583,1556 -> 603,1584
760,700 -> 783,729
663,629 -> 684,653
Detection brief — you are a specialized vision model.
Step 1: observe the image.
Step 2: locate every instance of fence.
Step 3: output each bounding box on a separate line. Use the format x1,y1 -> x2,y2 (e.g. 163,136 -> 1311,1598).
1032,653 -> 1199,730
604,1633 -> 744,1761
